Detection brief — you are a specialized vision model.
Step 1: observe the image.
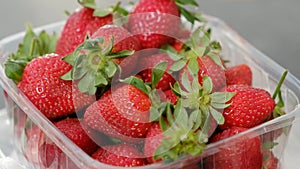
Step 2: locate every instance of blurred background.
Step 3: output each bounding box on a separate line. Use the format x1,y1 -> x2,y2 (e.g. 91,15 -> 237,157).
0,0 -> 299,168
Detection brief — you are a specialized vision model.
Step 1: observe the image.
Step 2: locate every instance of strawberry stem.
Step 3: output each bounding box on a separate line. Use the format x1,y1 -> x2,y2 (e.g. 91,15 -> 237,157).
272,70 -> 288,99
271,70 -> 288,118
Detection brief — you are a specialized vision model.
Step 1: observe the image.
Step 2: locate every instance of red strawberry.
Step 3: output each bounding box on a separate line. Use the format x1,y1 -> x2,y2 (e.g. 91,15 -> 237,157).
225,64 -> 252,86
39,118 -> 100,169
84,84 -> 152,142
262,150 -> 279,169
55,7 -> 113,56
129,0 -> 181,49
138,53 -> 175,91
92,144 -> 147,167
91,24 -> 141,55
18,54 -> 94,119
205,127 -> 263,169
144,122 -> 165,164
219,84 -> 275,130
179,55 -> 226,91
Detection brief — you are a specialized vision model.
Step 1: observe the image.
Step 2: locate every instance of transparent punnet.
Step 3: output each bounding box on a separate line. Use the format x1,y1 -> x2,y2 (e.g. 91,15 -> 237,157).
0,14 -> 300,169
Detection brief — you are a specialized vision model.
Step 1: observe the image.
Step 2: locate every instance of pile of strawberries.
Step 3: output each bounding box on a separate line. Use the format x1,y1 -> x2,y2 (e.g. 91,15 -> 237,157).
4,0 -> 287,169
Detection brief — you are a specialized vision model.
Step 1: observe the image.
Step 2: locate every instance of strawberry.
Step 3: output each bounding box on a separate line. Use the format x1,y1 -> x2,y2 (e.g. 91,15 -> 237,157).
39,118 -> 100,169
17,54 -> 94,119
84,83 -> 152,142
55,1 -> 113,56
219,84 -> 275,130
128,0 -> 180,49
62,24 -> 141,95
129,0 -> 202,49
225,64 -> 252,86
92,144 -> 147,167
179,55 -> 226,91
205,126 -> 263,169
138,53 -> 175,91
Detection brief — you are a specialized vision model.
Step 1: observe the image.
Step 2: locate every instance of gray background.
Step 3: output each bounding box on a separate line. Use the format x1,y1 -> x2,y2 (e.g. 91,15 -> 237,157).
0,0 -> 300,168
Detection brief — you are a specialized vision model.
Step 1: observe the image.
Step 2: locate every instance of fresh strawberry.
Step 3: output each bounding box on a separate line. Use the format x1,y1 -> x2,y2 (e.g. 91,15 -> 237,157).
138,53 -> 175,91
129,0 -> 202,49
84,83 -> 152,142
92,144 -> 147,167
262,150 -> 279,169
17,54 -> 94,119
179,55 -> 226,91
39,118 -> 100,169
128,0 -> 180,49
62,24 -> 141,95
144,122 -> 164,164
205,126 -> 263,169
55,2 -> 113,56
225,64 -> 252,86
219,84 -> 275,130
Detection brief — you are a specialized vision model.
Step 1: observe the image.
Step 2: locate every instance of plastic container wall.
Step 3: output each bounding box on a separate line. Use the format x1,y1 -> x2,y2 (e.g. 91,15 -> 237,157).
0,16 -> 300,169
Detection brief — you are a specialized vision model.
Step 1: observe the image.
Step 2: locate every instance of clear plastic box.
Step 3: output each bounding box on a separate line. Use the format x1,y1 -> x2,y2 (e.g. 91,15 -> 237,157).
0,15 -> 300,169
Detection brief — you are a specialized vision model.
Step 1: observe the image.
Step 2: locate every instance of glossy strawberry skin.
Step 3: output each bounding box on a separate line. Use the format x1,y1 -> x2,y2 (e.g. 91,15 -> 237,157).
205,127 -> 262,169
225,64 -> 252,86
84,84 -> 152,142
92,144 -> 147,167
138,53 -> 175,91
220,85 -> 275,130
129,0 -> 181,49
18,54 -> 94,119
55,7 -> 113,56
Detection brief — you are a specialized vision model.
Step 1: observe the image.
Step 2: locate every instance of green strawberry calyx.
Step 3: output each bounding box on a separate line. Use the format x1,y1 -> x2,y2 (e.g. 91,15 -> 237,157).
154,99 -> 207,161
78,0 -> 129,17
166,26 -> 223,74
4,24 -> 58,83
61,36 -> 134,95
152,75 -> 234,162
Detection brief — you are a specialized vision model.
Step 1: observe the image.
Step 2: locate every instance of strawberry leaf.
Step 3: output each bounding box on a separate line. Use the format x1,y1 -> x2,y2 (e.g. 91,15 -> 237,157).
170,60 -> 187,72
175,0 -> 206,25
120,76 -> 150,95
78,0 -> 97,9
93,8 -> 113,17
151,61 -> 168,89
209,106 -> 225,125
